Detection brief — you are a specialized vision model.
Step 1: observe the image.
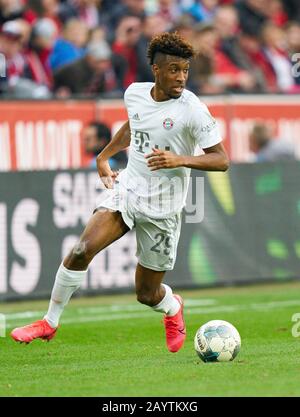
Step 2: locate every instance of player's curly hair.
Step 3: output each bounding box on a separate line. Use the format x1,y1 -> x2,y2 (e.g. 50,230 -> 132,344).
147,32 -> 195,65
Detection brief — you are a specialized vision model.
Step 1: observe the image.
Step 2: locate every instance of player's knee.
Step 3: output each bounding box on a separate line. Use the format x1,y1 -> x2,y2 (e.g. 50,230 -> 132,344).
67,241 -> 92,267
136,290 -> 157,306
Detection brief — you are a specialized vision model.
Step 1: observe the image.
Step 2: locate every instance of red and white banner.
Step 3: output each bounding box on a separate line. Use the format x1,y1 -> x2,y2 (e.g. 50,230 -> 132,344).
0,101 -> 96,171
1,96 -> 300,171
225,96 -> 300,161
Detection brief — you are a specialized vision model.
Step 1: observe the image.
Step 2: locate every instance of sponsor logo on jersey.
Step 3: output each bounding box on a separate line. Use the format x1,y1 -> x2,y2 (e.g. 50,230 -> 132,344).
201,117 -> 216,133
163,118 -> 174,130
132,113 -> 140,120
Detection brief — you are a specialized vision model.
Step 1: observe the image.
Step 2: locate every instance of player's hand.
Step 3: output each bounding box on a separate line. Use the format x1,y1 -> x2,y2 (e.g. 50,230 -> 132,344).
96,158 -> 119,189
145,148 -> 183,171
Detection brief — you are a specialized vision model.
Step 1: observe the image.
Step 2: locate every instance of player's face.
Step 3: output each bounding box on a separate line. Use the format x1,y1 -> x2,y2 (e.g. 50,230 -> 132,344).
154,56 -> 190,99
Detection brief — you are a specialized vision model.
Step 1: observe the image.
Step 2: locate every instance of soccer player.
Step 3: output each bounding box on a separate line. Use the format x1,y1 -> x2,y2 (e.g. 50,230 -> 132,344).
11,32 -> 229,353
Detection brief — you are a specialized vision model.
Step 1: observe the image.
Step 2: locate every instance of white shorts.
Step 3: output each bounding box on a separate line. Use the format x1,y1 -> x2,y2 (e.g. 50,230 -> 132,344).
96,188 -> 182,271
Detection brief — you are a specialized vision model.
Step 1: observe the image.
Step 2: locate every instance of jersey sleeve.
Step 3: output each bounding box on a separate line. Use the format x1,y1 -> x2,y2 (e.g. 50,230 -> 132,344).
188,101 -> 222,149
123,85 -> 130,108
123,83 -> 136,108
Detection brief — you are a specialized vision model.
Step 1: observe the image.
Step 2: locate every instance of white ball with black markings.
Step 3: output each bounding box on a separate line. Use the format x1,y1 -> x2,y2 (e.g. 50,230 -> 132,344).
194,320 -> 241,362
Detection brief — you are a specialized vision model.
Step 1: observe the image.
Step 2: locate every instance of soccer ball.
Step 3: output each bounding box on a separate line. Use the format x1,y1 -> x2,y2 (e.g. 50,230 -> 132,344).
194,320 -> 241,362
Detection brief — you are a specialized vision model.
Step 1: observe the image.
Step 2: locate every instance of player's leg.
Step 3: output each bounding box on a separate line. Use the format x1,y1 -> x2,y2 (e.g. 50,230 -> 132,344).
135,264 -> 165,306
63,209 -> 129,270
44,210 -> 129,328
135,264 -> 179,312
134,214 -> 185,352
135,263 -> 185,353
11,210 -> 129,343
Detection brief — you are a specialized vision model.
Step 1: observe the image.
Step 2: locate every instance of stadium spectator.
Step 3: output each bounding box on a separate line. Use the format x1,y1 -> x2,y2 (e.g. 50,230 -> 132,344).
237,31 -> 278,92
214,5 -> 241,64
112,15 -> 141,88
0,19 -> 25,92
235,0 -> 268,36
249,123 -> 296,162
49,18 -> 88,71
60,0 -> 103,29
25,18 -> 58,89
184,0 -> 219,23
260,22 -> 295,92
88,24 -> 106,43
188,23 -> 215,92
26,0 -> 63,31
28,0 -> 102,29
83,121 -> 128,169
285,21 -> 300,55
54,40 -> 126,96
0,0 -> 36,25
105,0 -> 146,38
154,0 -> 181,29
0,0 -> 299,97
213,5 -> 266,91
189,23 -> 256,94
13,15 -> 32,45
264,0 -> 288,27
136,14 -> 169,82
0,19 -> 52,97
285,21 -> 300,86
171,13 -> 196,45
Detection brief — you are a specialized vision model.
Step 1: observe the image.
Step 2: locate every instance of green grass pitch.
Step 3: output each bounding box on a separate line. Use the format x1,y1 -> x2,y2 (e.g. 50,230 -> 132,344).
1,281 -> 300,397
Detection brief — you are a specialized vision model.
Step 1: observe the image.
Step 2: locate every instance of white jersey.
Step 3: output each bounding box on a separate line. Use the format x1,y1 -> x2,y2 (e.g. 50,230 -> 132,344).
115,82 -> 222,218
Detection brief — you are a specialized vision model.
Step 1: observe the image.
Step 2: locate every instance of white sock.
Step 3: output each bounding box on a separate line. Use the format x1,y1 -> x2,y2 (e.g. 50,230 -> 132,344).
152,284 -> 181,317
44,263 -> 87,328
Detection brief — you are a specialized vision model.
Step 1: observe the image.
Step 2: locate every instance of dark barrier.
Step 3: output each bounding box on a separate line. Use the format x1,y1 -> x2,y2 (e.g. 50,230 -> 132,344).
0,162 -> 299,300
173,162 -> 300,287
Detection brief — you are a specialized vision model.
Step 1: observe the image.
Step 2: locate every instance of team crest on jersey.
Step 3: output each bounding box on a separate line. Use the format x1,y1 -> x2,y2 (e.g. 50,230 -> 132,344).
163,118 -> 174,130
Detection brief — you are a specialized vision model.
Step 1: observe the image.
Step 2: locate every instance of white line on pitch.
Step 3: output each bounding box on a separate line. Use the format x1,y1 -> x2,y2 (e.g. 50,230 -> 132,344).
59,299 -> 300,325
4,299 -> 300,328
3,298 -> 217,320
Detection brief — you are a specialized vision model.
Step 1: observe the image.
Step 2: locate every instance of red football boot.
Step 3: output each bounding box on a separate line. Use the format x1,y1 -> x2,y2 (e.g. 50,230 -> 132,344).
11,319 -> 57,344
163,294 -> 186,353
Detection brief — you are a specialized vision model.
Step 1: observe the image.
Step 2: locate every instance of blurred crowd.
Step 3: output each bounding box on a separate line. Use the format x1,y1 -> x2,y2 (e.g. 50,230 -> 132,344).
0,0 -> 300,98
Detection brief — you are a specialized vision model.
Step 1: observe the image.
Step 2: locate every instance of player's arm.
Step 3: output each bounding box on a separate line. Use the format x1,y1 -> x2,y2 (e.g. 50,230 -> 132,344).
146,142 -> 229,172
180,142 -> 229,171
97,121 -> 131,163
96,121 -> 131,188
